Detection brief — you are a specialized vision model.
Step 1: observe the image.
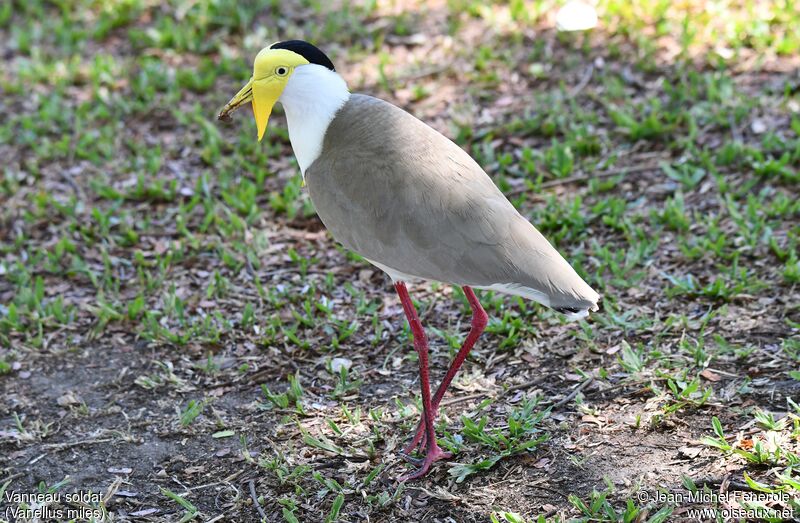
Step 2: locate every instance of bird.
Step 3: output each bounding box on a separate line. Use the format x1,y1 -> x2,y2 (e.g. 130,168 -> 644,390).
219,40 -> 600,481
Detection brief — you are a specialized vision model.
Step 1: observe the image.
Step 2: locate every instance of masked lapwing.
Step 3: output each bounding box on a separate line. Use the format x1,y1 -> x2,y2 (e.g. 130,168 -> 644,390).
220,40 -> 600,481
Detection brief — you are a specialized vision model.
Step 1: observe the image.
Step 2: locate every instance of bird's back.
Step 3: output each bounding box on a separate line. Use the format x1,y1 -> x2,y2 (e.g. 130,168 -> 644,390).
305,94 -> 599,313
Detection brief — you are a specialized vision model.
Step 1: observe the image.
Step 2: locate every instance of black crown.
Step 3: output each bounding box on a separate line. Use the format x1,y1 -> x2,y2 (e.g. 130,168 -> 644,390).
270,40 -> 335,71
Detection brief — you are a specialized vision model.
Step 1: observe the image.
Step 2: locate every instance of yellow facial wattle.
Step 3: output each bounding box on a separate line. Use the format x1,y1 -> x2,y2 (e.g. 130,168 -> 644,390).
219,46 -> 310,141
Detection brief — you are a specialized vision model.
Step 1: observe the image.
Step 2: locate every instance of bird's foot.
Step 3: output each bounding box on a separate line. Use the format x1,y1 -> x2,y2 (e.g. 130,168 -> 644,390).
397,444 -> 452,482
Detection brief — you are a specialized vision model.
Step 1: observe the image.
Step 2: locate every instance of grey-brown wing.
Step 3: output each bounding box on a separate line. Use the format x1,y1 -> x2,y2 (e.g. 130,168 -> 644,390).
305,94 -> 597,310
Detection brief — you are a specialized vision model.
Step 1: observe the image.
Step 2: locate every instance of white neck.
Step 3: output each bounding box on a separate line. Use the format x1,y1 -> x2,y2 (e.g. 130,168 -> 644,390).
279,64 -> 350,175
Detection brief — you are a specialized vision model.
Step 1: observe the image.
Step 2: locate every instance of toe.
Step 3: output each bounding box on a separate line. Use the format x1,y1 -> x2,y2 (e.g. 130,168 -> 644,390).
398,461 -> 432,482
396,444 -> 454,482
397,451 -> 424,467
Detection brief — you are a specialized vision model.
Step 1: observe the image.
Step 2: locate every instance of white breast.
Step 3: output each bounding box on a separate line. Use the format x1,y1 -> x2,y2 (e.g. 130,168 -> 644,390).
279,65 -> 350,175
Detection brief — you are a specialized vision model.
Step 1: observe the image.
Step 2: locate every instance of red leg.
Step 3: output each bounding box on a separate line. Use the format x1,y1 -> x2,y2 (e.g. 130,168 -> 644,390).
402,286 -> 488,456
394,281 -> 452,481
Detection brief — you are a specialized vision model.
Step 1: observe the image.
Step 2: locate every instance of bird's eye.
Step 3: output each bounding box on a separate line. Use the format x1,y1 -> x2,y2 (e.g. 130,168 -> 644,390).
275,66 -> 289,77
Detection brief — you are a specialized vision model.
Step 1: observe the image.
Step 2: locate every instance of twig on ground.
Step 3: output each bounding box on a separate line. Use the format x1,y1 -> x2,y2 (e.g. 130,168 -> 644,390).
570,65 -> 594,97
248,479 -> 268,521
596,377 -> 669,397
550,377 -> 594,410
439,392 -> 489,407
41,437 -> 115,451
0,472 -> 23,484
439,376 -> 593,410
695,476 -> 759,492
438,377 -> 545,407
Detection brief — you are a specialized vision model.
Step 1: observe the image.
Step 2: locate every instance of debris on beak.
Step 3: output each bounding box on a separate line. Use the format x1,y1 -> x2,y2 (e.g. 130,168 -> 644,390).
218,78 -> 254,121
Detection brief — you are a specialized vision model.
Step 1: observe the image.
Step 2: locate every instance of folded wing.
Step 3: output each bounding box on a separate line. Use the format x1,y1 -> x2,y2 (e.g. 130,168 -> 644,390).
305,94 -> 599,313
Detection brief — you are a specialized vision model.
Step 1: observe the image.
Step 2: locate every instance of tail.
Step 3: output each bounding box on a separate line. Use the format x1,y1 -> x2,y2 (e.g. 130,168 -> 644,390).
472,213 -> 600,319
553,302 -> 600,320
547,273 -> 600,320
476,280 -> 600,320
503,215 -> 601,320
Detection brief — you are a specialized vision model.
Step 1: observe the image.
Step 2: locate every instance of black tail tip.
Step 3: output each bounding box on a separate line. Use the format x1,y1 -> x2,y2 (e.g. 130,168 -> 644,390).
554,306 -> 581,315
553,301 -> 601,318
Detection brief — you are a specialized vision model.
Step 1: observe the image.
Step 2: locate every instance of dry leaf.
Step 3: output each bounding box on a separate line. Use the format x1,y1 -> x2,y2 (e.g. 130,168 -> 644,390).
700,369 -> 721,382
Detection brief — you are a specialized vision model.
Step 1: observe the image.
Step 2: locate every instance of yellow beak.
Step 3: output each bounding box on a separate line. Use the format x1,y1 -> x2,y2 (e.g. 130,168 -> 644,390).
219,77 -> 285,142
218,78 -> 252,121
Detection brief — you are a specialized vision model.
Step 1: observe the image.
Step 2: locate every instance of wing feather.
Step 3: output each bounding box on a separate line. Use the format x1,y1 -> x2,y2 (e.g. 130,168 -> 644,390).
305,94 -> 598,310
